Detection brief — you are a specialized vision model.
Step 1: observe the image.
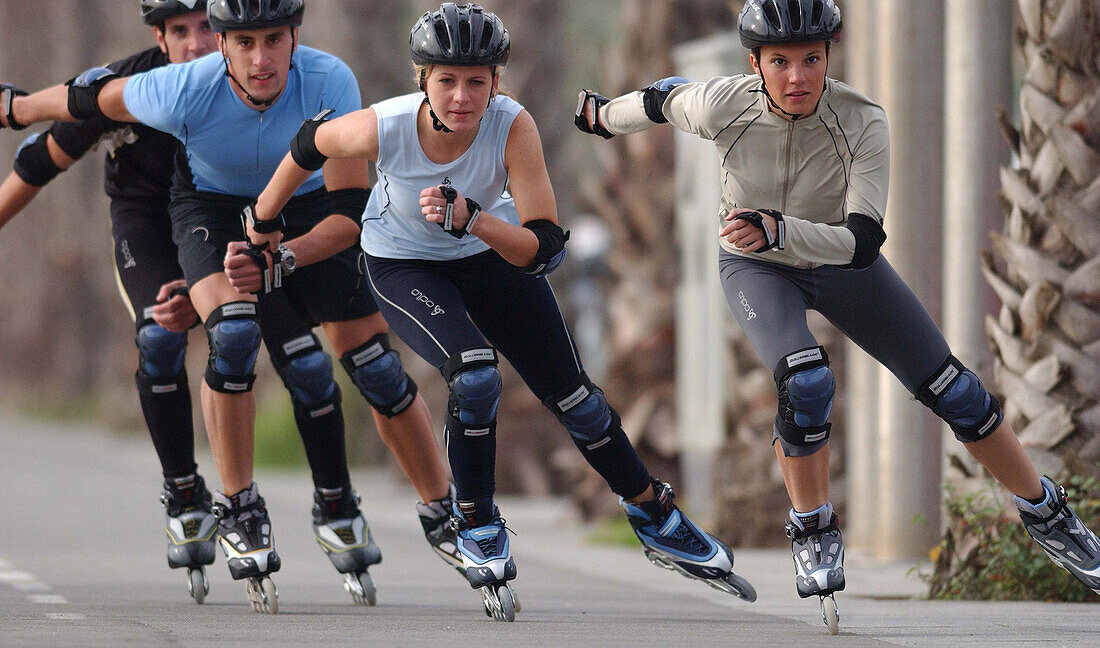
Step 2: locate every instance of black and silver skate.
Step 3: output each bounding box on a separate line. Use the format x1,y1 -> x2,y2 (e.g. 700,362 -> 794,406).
1016,476 -> 1100,596
786,507 -> 845,635
416,484 -> 464,575
312,485 -> 382,606
160,473 -> 217,604
212,483 -> 281,614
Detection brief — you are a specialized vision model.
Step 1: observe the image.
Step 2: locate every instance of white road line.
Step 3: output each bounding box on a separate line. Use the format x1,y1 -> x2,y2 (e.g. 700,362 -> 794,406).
0,570 -> 36,583
13,581 -> 52,592
45,613 -> 86,621
28,594 -> 68,604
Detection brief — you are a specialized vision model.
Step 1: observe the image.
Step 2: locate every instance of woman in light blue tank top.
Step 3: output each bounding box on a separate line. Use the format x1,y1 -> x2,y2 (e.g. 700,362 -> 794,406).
248,3 -> 757,618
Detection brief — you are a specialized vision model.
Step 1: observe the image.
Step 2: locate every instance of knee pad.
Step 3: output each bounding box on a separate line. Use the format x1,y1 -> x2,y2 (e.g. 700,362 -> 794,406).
917,355 -> 1003,442
339,334 -> 418,417
283,348 -> 339,418
135,322 -> 187,393
543,374 -> 617,449
203,302 -> 261,394
774,347 -> 835,455
443,348 -> 501,434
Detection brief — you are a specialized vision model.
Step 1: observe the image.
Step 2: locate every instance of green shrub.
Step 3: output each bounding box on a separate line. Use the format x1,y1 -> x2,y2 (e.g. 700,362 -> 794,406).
928,475 -> 1100,602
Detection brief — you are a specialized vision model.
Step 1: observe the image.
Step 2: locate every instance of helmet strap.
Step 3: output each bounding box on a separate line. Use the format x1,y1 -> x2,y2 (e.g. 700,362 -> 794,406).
220,29 -> 297,109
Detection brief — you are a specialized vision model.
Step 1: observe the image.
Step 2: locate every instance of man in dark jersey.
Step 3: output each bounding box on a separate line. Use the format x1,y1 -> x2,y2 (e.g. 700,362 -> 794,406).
0,1 -> 454,608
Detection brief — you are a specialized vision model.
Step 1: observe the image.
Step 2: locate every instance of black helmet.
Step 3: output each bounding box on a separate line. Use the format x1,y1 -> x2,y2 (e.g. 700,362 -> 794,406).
207,0 -> 304,33
410,3 -> 510,67
141,0 -> 204,25
738,0 -> 842,49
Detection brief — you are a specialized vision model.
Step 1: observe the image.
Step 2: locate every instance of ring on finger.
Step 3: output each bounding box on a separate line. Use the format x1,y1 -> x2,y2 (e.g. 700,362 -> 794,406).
436,205 -> 443,214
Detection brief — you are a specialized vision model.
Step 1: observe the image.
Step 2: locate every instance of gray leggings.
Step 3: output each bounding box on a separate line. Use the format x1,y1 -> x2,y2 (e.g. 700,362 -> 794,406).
719,250 -> 952,454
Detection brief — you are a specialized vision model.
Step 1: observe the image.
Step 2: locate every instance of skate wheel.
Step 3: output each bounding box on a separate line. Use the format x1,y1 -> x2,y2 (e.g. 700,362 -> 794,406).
188,568 -> 208,605
261,577 -> 278,615
723,572 -> 757,603
496,584 -> 516,622
481,587 -> 496,618
511,588 -> 521,614
821,595 -> 838,635
357,571 -> 377,607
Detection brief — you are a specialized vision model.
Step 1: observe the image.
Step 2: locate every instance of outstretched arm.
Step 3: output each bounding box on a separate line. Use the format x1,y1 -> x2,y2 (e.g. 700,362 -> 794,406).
1,76 -> 135,128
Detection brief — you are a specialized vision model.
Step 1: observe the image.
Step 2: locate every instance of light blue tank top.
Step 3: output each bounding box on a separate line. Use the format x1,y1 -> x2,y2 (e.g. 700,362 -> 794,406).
361,92 -> 523,260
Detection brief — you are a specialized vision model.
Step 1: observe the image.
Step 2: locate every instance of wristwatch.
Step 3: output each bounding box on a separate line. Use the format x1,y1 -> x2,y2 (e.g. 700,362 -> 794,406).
274,244 -> 296,277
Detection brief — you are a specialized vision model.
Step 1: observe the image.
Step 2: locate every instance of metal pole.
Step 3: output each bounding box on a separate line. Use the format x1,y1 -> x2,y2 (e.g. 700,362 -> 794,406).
941,0 -> 1013,483
672,33 -> 749,520
839,0 -> 881,556
874,0 -> 946,558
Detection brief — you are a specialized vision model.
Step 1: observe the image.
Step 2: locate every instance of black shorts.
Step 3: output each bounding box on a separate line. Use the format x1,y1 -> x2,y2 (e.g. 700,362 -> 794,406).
111,198 -> 184,329
169,188 -> 378,324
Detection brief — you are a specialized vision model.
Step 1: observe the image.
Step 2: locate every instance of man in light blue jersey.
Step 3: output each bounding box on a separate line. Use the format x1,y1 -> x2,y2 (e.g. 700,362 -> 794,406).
1,0 -> 458,614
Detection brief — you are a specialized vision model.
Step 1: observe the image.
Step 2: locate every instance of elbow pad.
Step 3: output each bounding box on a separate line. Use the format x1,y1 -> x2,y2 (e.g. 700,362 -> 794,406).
841,213 -> 887,270
522,219 -> 570,276
291,108 -> 334,171
66,67 -> 118,120
328,187 -> 369,225
13,132 -> 63,186
641,76 -> 688,124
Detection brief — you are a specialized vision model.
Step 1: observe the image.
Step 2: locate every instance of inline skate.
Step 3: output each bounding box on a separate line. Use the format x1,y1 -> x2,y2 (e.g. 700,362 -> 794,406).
416,483 -> 464,575
313,485 -> 382,606
785,503 -> 844,635
622,479 -> 757,602
1016,476 -> 1100,595
451,499 -> 519,622
212,483 -> 281,614
161,473 -> 217,604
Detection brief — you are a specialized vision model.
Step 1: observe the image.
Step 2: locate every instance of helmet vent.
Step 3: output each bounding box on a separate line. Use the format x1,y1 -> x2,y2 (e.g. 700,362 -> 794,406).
787,0 -> 803,31
434,22 -> 452,53
811,0 -> 824,27
479,24 -> 495,51
459,18 -> 472,55
763,1 -> 783,32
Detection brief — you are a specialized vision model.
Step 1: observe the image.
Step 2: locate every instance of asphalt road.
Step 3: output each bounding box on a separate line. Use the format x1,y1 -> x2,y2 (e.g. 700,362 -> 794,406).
0,415 -> 1096,647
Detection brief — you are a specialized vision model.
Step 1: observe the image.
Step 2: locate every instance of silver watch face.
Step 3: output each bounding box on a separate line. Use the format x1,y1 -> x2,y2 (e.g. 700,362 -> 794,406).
280,247 -> 296,273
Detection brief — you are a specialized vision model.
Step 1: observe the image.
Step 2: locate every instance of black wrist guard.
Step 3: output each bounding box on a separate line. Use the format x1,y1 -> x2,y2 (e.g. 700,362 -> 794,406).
14,132 -> 63,186
291,108 -> 334,171
522,219 -> 570,275
66,67 -> 118,121
241,201 -> 285,234
734,208 -> 786,252
574,90 -> 615,139
1,83 -> 28,130
328,187 -> 369,225
840,213 -> 887,270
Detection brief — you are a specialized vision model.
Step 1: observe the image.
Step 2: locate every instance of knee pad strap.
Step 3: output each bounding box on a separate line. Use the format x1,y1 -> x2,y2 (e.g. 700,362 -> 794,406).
203,302 -> 261,394
339,334 -> 417,417
917,355 -> 1003,442
773,346 -> 835,451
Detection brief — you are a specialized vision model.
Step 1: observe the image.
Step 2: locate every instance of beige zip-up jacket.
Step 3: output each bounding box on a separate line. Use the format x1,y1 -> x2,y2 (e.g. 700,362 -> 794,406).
601,75 -> 889,269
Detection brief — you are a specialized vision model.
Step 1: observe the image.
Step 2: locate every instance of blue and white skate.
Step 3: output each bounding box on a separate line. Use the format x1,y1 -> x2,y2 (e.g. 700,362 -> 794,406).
416,484 -> 464,575
621,479 -> 757,602
212,483 -> 281,614
313,486 -> 382,606
1016,476 -> 1100,596
161,474 -> 217,604
451,502 -> 519,622
786,505 -> 845,635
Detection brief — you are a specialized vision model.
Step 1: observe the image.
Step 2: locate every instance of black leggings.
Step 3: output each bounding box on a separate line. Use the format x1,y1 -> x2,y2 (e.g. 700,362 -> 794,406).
365,250 -> 651,504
